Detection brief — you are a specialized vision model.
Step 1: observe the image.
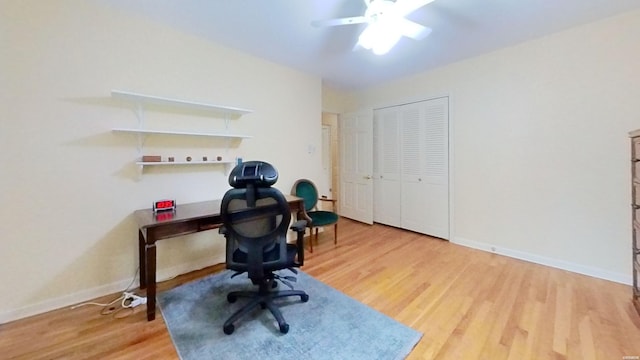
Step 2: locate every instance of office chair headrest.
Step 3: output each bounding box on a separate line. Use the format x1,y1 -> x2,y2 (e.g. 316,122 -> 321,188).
228,161 -> 278,189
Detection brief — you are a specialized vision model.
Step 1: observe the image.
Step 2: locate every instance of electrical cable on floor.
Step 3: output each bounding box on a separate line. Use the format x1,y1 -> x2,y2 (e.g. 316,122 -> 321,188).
71,294 -> 124,310
113,307 -> 135,319
69,267 -> 142,318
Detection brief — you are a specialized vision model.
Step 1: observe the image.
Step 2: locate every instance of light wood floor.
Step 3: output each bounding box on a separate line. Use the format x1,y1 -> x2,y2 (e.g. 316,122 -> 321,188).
2,218 -> 639,359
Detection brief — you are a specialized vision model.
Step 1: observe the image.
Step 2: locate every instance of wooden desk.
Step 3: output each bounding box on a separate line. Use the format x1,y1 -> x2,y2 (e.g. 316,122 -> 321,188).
133,195 -> 305,321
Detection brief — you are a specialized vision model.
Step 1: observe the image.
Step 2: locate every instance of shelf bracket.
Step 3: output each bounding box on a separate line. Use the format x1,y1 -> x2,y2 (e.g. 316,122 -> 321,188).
136,163 -> 144,181
224,113 -> 230,131
133,103 -> 147,152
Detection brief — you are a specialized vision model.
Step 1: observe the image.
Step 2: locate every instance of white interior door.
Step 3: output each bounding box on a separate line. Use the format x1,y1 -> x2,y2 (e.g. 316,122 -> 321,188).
339,109 -> 373,224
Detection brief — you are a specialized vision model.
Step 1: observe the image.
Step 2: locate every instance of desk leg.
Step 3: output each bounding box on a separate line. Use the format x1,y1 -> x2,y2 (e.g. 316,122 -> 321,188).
146,243 -> 157,321
138,230 -> 147,289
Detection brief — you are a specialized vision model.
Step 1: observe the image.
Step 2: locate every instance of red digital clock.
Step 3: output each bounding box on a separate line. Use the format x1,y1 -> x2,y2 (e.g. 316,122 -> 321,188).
153,199 -> 176,213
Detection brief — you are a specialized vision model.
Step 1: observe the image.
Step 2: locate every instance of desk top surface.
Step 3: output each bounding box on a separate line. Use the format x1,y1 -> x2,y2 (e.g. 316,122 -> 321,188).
133,195 -> 302,229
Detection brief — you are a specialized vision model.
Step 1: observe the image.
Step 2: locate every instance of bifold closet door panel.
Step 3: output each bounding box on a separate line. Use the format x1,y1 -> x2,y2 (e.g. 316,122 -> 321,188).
373,97 -> 449,239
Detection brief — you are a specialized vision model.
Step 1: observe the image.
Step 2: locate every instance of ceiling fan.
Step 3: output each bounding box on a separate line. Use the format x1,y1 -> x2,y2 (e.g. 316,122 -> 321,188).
312,0 -> 435,55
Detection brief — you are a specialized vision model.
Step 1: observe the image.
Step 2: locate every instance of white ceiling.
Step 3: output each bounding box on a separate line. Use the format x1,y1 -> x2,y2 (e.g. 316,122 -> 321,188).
101,0 -> 640,91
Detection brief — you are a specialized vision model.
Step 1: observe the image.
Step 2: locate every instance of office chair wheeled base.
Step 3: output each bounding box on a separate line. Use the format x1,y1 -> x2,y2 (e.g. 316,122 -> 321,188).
223,278 -> 309,335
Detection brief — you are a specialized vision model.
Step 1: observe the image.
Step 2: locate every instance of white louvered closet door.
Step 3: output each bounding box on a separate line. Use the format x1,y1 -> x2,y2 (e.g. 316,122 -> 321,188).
406,97 -> 448,239
400,102 -> 426,233
373,96 -> 449,239
373,107 -> 402,227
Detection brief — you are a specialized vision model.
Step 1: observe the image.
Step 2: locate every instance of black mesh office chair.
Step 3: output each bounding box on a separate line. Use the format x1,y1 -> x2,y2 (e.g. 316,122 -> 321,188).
220,161 -> 308,335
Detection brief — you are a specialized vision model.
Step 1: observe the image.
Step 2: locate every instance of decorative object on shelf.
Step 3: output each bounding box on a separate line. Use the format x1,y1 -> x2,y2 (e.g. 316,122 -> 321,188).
142,155 -> 161,162
168,157 -> 175,162
203,156 -> 208,161
217,156 -> 223,161
186,156 -> 192,162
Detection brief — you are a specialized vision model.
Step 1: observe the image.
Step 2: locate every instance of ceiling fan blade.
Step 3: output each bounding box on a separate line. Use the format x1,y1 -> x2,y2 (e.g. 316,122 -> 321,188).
393,0 -> 436,17
311,16 -> 367,28
397,18 -> 432,40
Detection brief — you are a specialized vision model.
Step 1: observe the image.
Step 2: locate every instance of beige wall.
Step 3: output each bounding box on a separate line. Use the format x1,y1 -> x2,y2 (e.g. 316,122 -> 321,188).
0,0 -> 322,322
322,85 -> 357,114
349,10 -> 640,283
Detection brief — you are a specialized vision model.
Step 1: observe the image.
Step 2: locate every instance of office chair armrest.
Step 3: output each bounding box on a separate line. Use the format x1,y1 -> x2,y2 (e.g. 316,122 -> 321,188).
219,226 -> 227,235
290,220 -> 307,265
290,220 -> 307,232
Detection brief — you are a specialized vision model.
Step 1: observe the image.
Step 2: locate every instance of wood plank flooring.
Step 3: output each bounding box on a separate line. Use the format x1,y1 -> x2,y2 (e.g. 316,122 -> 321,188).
1,218 -> 639,359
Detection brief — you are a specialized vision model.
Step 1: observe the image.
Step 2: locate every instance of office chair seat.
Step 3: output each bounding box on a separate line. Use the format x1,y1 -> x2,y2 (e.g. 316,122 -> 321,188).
231,243 -> 297,272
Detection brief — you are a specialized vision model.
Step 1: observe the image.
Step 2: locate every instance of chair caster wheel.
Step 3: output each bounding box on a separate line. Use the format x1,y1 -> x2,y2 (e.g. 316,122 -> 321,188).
301,294 -> 309,302
227,294 -> 237,303
279,323 -> 289,334
223,324 -> 235,335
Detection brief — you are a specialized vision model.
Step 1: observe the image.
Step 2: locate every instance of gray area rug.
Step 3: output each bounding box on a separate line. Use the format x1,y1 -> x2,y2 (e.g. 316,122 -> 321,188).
158,270 -> 422,360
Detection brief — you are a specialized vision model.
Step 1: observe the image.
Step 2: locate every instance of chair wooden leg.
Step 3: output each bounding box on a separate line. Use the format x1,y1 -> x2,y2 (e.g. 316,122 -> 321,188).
306,225 -> 338,251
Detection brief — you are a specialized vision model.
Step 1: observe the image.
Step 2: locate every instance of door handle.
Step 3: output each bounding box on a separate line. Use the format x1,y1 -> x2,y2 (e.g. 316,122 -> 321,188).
363,175 -> 372,180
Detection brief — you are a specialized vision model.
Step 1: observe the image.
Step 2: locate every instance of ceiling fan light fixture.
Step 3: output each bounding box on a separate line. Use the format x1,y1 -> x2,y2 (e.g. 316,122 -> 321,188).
358,17 -> 403,55
372,31 -> 402,55
314,0 -> 435,56
357,23 -> 377,50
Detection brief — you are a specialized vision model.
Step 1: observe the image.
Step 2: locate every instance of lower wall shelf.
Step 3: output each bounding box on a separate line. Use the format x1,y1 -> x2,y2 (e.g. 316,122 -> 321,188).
136,161 -> 235,166
133,160 -> 237,180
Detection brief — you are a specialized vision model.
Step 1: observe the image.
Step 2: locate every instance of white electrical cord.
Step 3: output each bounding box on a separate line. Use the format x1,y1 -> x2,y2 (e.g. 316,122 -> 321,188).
70,267 -> 144,310
70,295 -> 123,309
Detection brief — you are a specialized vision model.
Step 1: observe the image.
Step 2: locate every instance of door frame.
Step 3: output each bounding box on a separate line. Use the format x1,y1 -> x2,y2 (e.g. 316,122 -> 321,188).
321,113 -> 339,201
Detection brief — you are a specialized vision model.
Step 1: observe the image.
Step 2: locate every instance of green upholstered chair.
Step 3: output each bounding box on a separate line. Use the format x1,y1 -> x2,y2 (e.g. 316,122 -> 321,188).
291,179 -> 339,253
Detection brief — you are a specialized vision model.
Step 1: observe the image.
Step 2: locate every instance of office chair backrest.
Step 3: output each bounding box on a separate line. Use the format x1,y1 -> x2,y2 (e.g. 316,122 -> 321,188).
222,188 -> 290,243
221,161 -> 290,279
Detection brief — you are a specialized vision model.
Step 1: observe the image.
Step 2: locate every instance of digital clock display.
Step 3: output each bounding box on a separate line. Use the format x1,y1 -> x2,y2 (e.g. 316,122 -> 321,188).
153,199 -> 176,213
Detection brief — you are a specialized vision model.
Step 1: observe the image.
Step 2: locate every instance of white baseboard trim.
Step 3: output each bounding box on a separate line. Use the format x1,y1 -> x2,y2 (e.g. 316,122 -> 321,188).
451,236 -> 631,285
0,256 -> 223,325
